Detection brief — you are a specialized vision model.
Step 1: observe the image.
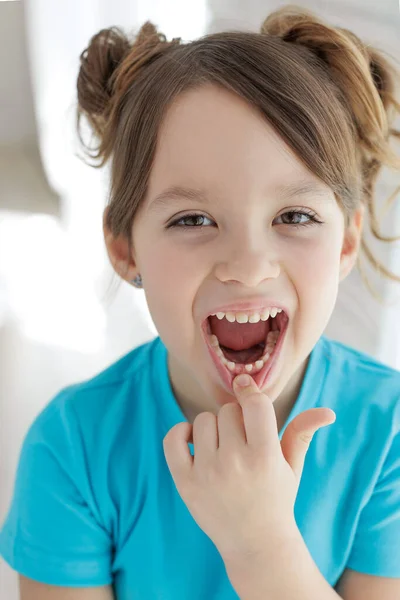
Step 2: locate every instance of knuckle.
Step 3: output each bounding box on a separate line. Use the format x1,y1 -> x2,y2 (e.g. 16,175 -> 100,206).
193,411 -> 215,429
299,432 -> 314,444
219,402 -> 240,415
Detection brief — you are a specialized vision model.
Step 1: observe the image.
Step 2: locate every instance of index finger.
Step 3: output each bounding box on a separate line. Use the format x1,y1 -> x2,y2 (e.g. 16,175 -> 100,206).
233,375 -> 279,451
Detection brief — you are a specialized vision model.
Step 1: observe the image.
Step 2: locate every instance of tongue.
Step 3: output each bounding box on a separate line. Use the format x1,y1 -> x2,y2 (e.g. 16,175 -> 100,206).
222,345 -> 265,364
208,316 -> 269,351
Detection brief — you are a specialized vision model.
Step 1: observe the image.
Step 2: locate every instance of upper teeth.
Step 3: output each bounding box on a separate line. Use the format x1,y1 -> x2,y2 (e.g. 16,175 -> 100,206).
210,308 -> 282,323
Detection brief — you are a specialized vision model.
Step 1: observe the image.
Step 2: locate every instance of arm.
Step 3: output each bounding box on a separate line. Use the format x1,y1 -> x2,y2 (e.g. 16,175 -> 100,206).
19,575 -> 114,600
0,395 -> 113,588
223,424 -> 400,600
223,531 -> 342,600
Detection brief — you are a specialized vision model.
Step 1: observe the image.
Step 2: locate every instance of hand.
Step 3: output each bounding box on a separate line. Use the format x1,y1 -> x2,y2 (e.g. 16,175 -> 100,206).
163,373 -> 336,563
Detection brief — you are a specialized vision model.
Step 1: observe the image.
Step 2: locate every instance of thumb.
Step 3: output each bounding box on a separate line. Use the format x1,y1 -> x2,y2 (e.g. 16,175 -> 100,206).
280,408 -> 336,482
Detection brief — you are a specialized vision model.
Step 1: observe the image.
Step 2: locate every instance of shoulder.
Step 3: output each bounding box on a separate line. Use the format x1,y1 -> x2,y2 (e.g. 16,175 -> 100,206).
314,336 -> 400,464
24,336 -> 162,464
320,335 -> 400,413
321,335 -> 400,377
14,336 -> 162,528
35,336 -> 159,426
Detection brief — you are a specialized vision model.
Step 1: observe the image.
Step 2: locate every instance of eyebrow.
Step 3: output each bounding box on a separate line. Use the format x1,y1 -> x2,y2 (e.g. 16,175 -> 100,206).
147,180 -> 331,212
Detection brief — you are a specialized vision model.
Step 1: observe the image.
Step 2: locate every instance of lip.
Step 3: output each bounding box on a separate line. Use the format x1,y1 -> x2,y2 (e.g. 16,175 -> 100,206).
200,310 -> 289,391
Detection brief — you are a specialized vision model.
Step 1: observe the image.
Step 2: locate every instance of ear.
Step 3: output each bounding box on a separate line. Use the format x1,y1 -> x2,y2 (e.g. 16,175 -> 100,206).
339,204 -> 365,282
103,207 -> 139,283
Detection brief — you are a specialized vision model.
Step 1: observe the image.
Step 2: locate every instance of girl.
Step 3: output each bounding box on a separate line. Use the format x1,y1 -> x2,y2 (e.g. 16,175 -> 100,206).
1,4 -> 400,600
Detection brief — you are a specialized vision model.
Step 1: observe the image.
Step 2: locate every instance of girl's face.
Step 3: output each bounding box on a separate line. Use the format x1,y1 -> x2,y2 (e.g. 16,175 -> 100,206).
107,83 -> 362,417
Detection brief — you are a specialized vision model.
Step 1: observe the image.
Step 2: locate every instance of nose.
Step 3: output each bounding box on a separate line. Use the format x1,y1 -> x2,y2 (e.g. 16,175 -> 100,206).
214,231 -> 280,287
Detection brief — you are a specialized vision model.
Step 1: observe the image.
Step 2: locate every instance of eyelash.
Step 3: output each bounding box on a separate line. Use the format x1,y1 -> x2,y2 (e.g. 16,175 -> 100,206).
167,209 -> 323,230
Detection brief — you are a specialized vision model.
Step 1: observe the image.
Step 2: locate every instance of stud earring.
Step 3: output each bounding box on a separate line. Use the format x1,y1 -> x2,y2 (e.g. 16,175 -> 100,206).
131,274 -> 143,288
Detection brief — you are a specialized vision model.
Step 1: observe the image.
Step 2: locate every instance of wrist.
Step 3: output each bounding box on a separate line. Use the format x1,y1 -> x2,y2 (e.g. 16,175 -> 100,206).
222,519 -> 303,574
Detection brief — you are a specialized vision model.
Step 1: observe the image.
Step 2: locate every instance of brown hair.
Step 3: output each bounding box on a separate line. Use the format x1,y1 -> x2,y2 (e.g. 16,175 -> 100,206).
76,4 -> 400,302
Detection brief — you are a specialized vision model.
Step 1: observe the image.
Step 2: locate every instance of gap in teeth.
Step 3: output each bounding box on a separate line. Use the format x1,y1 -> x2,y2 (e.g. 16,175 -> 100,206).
209,330 -> 279,374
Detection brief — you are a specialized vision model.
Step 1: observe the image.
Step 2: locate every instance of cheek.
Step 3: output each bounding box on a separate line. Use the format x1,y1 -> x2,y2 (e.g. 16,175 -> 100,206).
286,234 -> 342,326
285,232 -> 341,282
144,235 -> 199,282
137,237 -> 198,346
138,233 -> 186,289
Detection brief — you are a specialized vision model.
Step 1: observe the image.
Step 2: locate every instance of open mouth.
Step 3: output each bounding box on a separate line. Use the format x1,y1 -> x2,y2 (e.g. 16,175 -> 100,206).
201,309 -> 289,389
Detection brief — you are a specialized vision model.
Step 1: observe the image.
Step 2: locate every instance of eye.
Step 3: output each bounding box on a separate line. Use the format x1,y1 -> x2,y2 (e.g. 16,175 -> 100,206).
167,209 -> 323,230
274,210 -> 323,228
167,213 -> 214,229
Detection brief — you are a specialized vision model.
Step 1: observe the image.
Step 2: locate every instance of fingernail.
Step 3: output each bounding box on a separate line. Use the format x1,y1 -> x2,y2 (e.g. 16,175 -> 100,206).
235,374 -> 252,387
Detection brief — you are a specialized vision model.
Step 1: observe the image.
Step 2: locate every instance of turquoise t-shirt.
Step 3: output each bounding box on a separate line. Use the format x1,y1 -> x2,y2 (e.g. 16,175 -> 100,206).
1,334 -> 400,598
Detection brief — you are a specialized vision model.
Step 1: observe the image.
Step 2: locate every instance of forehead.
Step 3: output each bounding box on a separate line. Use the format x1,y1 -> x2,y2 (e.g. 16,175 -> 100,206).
145,83 -> 333,206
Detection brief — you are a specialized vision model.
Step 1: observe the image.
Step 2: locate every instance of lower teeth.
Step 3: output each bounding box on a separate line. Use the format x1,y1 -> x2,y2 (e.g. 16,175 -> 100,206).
208,330 -> 279,375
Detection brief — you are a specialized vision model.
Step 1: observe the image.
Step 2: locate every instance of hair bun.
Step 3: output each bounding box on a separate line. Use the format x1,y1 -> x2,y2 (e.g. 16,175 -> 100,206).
261,5 -> 399,160
259,6 -> 334,82
77,27 -> 131,136
261,5 -> 314,35
77,21 -> 176,148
